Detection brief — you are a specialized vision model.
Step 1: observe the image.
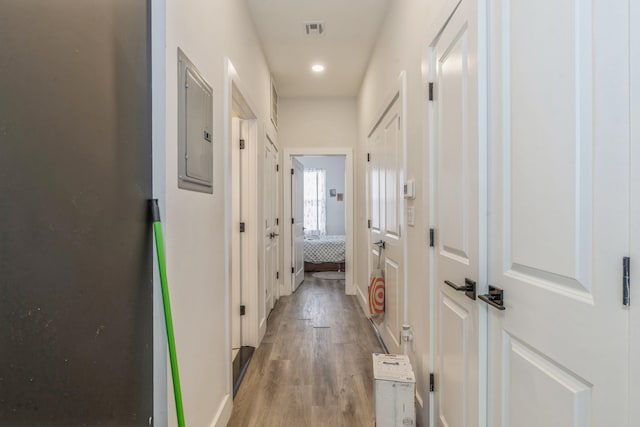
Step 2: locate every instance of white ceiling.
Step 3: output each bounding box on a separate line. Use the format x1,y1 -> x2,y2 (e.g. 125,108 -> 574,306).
246,0 -> 390,97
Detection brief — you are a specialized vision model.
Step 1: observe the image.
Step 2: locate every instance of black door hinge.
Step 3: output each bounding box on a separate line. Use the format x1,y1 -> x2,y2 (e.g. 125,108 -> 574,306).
291,168 -> 294,175
276,271 -> 279,280
429,228 -> 435,247
239,139 -> 246,149
367,153 -> 371,162
276,218 -> 279,225
624,256 -> 631,306
276,164 -> 279,172
430,373 -> 435,392
428,82 -> 434,101
240,305 -> 246,316
240,222 -> 245,233
367,219 -> 371,229
291,266 -> 295,274
291,217 -> 294,224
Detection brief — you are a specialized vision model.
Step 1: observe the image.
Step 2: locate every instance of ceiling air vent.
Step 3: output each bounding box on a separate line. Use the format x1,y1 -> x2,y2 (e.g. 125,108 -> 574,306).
304,21 -> 324,36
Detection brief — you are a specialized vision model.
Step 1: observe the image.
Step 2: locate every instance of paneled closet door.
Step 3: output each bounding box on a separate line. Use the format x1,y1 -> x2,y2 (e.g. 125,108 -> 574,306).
429,0 -> 485,425
486,0 -> 630,426
368,92 -> 405,355
263,139 -> 279,314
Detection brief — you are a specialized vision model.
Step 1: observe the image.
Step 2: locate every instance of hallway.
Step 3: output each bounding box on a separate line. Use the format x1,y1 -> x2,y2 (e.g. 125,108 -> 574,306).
2,1 -> 639,426
229,274 -> 383,427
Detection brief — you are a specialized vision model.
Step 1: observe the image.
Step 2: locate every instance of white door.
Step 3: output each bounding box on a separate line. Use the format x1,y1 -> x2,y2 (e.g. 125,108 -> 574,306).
271,142 -> 280,307
263,139 -> 279,314
231,117 -> 243,360
292,157 -> 305,291
486,0 -> 630,425
429,1 -> 483,425
368,92 -> 405,355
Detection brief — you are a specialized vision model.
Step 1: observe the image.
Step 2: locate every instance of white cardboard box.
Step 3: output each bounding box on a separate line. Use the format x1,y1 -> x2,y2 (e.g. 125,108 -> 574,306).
373,353 -> 416,427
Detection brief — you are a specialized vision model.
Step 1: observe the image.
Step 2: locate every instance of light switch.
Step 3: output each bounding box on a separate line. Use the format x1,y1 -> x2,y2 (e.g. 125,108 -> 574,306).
407,206 -> 415,227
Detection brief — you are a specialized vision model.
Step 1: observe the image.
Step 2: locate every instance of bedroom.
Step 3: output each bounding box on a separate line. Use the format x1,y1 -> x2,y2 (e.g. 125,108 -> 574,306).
295,155 -> 347,278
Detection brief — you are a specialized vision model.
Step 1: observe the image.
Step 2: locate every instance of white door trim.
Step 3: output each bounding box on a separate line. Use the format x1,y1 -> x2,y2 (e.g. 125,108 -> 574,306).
223,59 -> 263,403
282,147 -> 355,296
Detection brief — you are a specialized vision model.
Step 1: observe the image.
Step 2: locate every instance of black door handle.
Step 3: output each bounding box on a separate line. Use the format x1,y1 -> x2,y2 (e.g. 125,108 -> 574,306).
444,278 -> 476,300
478,285 -> 506,310
373,240 -> 386,249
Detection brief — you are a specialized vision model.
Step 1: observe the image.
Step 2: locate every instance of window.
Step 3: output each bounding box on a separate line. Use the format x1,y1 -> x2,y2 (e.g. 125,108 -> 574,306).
303,168 -> 326,235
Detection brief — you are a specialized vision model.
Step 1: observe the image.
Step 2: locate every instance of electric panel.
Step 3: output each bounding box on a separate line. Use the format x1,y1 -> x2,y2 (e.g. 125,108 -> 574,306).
178,48 -> 213,193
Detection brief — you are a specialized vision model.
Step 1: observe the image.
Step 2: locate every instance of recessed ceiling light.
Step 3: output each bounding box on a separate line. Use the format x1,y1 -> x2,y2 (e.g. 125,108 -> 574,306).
311,64 -> 325,73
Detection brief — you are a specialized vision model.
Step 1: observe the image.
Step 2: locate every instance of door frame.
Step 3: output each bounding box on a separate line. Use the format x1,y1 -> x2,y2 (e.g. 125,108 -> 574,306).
282,147 -> 354,296
223,58 -> 263,406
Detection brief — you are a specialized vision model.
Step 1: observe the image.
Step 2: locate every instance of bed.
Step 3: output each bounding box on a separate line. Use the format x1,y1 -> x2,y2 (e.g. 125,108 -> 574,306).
303,235 -> 346,272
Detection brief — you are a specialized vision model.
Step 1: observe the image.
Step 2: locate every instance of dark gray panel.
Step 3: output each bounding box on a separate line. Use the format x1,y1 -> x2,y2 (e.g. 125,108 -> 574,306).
0,1 -> 153,425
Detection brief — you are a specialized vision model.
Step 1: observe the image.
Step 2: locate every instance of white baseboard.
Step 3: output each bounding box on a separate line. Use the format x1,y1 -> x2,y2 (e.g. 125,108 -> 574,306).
356,283 -> 369,315
209,393 -> 232,427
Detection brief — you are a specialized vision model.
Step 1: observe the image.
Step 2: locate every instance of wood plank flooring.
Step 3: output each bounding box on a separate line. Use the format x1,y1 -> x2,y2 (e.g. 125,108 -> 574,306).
228,273 -> 383,427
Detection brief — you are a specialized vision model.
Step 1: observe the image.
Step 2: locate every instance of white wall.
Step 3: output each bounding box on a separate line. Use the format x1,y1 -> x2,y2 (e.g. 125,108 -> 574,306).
278,97 -> 357,150
157,1 -> 273,426
298,156 -> 346,236
356,1 -> 458,424
278,97 -> 357,285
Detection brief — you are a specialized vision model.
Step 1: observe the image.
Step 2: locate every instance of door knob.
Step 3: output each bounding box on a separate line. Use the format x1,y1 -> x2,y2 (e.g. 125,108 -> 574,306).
269,232 -> 279,239
478,285 -> 505,310
444,278 -> 476,300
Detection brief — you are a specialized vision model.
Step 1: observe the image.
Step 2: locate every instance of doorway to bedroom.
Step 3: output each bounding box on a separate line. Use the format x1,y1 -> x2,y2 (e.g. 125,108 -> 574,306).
283,149 -> 354,296
296,155 -> 346,282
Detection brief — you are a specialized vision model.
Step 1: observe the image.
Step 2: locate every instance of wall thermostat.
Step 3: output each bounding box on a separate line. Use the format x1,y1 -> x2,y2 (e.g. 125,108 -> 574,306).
403,179 -> 416,199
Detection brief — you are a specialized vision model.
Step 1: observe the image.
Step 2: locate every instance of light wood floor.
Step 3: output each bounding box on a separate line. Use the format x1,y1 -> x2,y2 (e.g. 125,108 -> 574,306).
228,273 -> 383,427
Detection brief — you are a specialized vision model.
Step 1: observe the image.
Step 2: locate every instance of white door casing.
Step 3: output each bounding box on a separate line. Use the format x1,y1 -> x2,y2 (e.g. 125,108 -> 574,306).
487,0 -> 630,426
429,0 -> 485,425
231,117 -> 242,359
367,76 -> 406,355
282,148 -> 355,296
292,157 -> 305,291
